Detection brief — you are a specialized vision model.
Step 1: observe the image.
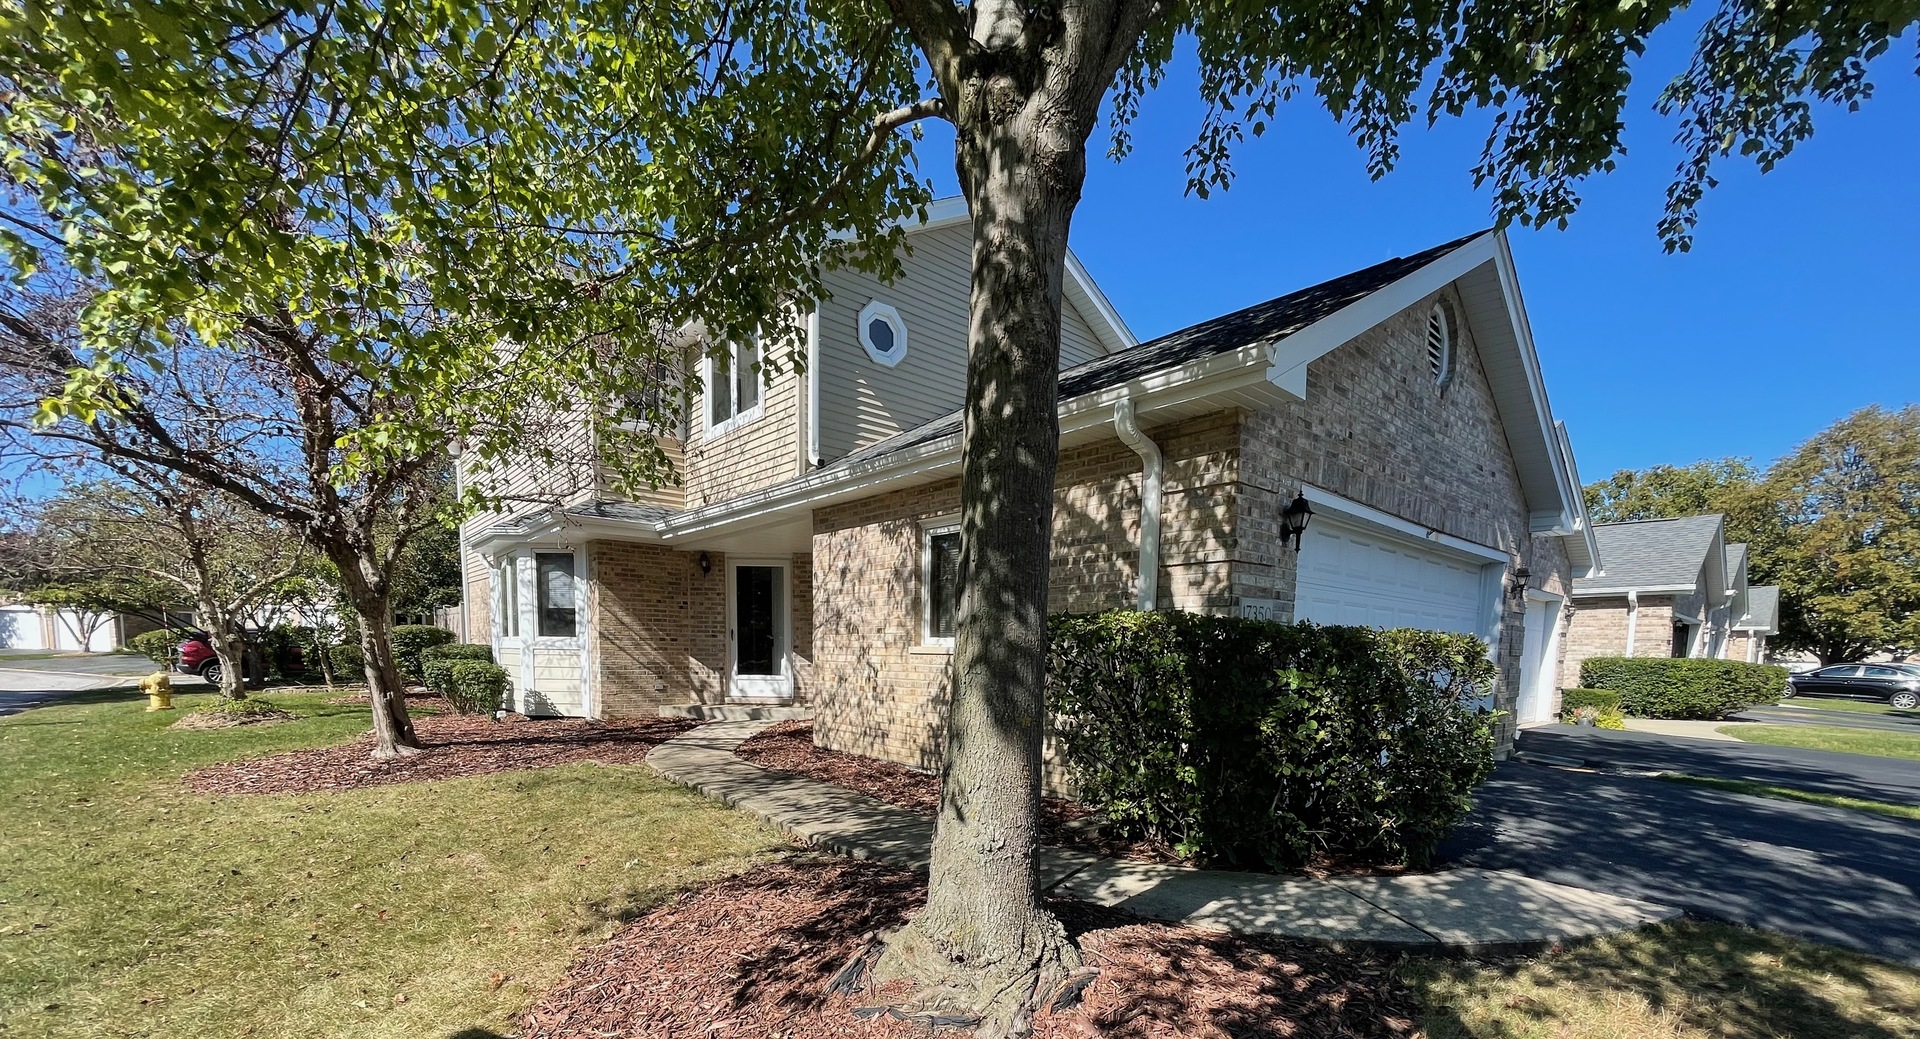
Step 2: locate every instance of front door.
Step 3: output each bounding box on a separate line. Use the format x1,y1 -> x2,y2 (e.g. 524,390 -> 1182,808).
1516,596 -> 1560,725
729,560 -> 791,702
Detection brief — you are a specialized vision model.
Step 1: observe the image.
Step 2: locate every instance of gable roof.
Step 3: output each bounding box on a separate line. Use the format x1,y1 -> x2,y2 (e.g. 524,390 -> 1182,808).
476,229 -> 1600,573
1726,543 -> 1748,585
827,231 -> 1485,470
1738,585 -> 1781,633
1574,515 -> 1724,595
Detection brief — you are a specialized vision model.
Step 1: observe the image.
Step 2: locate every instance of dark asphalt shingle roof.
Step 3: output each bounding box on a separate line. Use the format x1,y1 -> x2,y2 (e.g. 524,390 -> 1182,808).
822,229 -> 1490,471
1740,585 -> 1781,632
565,500 -> 676,527
1573,515 -> 1724,594
1726,543 -> 1748,583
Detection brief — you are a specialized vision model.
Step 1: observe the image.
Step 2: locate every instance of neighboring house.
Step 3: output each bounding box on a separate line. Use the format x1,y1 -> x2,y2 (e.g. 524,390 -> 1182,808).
0,601 -> 141,652
461,200 -> 1602,763
1559,514 -> 1781,684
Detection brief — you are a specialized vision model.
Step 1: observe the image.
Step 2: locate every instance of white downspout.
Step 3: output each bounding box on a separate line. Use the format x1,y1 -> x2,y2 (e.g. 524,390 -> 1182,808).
1112,398 -> 1162,612
805,305 -> 822,468
1624,590 -> 1639,657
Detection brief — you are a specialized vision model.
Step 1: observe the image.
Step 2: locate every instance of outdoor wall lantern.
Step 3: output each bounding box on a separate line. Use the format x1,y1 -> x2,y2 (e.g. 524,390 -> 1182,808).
1508,566 -> 1532,599
698,551 -> 712,575
1280,493 -> 1314,552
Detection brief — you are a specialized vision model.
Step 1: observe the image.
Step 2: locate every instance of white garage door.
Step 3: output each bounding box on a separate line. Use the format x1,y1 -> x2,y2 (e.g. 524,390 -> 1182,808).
1294,521 -> 1492,636
0,607 -> 48,650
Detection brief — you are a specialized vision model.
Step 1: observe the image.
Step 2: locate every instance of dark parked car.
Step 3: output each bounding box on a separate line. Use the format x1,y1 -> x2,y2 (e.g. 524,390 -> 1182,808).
1786,664 -> 1920,710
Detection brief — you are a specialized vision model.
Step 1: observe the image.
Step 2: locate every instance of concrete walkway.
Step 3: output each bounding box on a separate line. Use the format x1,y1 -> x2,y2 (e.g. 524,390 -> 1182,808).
1620,717 -> 1749,742
646,721 -> 1679,952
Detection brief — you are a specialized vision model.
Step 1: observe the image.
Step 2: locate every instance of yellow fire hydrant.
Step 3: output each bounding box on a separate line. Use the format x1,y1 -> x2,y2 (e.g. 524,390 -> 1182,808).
141,671 -> 175,712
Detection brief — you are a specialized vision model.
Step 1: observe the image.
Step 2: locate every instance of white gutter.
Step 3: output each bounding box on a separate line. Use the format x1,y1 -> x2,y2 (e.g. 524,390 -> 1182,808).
1111,397 -> 1162,612
1625,591 -> 1639,657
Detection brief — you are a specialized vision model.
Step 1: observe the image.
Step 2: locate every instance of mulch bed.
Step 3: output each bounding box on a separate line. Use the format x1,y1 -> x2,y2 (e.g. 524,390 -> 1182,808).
736,722 -> 1180,864
169,708 -> 298,730
520,858 -> 1424,1039
184,714 -> 697,795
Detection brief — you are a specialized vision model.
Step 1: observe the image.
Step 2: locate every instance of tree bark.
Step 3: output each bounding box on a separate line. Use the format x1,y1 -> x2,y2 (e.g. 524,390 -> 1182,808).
873,47 -> 1093,1035
331,547 -> 421,758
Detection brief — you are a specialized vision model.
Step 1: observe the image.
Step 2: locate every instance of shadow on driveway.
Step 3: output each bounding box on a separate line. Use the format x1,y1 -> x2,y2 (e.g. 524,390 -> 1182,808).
1443,759 -> 1920,964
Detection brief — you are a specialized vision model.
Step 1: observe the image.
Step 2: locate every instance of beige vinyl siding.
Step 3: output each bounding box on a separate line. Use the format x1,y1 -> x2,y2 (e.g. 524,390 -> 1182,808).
597,434 -> 685,510
815,223 -> 1115,463
681,333 -> 805,506
1060,294 -> 1104,367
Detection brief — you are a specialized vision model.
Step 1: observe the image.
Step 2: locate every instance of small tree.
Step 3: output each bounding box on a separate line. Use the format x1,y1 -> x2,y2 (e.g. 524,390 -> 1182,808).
10,476 -> 313,697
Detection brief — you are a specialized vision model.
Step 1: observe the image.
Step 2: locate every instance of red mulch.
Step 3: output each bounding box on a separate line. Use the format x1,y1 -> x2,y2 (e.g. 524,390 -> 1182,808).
736,722 -> 1180,864
520,858 -> 1424,1039
184,714 -> 697,794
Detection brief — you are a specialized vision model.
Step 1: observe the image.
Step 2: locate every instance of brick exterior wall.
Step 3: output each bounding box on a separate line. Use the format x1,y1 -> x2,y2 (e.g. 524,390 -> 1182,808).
1560,595 -> 1679,687
590,541 -> 694,717
1233,287 -> 1573,748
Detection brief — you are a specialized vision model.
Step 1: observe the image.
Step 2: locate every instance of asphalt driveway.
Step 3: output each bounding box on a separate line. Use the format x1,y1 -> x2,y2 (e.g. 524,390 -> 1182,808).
1443,728 -> 1920,964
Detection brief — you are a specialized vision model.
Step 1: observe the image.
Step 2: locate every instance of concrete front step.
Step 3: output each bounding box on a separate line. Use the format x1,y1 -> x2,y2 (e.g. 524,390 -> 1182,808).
657,703 -> 814,723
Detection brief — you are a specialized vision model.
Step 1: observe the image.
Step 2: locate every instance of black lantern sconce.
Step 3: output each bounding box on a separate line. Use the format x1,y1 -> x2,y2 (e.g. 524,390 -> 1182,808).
1508,566 -> 1532,599
698,551 -> 712,575
1280,493 -> 1315,552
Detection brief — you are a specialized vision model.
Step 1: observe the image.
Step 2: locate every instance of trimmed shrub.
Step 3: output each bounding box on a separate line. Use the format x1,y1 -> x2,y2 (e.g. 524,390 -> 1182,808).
1579,657 -> 1786,719
445,661 -> 509,716
127,629 -> 180,669
328,643 -> 365,679
422,659 -> 458,697
389,625 -> 457,680
1049,611 -> 1499,871
1560,688 -> 1626,729
421,642 -> 494,666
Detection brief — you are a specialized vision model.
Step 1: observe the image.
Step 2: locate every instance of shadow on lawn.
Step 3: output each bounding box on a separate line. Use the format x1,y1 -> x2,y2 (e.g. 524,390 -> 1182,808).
1411,920 -> 1919,1039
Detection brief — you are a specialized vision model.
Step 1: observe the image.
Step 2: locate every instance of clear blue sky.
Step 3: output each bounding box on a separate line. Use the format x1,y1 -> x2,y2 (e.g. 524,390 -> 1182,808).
912,25 -> 1920,481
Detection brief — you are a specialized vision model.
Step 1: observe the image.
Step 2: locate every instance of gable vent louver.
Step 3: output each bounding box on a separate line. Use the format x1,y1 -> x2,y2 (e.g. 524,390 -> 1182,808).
1425,304 -> 1451,385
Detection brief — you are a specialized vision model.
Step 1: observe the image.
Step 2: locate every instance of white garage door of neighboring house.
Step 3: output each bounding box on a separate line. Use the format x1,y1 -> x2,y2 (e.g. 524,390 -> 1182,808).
1294,521 -> 1493,638
0,606 -> 48,650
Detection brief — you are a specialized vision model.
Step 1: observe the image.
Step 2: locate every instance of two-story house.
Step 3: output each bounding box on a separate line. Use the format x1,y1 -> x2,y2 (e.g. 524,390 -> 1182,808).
459,198 -> 1602,765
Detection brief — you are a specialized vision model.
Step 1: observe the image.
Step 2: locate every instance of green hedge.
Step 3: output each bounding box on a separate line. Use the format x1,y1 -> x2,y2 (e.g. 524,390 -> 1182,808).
444,661 -> 509,716
1560,688 -> 1626,729
389,625 -> 457,681
127,630 -> 179,669
328,643 -> 365,679
421,643 -> 494,666
1579,657 -> 1787,719
1049,611 -> 1498,871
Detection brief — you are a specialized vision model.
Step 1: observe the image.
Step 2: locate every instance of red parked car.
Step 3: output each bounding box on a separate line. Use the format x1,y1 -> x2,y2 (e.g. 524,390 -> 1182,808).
173,630 -> 301,685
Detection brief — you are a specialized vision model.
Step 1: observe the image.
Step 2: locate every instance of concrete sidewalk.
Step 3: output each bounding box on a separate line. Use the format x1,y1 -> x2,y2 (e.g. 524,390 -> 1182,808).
647,721 -> 1679,952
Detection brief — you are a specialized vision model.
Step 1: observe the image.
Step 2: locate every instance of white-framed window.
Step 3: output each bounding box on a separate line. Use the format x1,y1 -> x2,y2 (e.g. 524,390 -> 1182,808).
921,520 -> 961,645
704,336 -> 763,438
859,300 -> 908,367
1425,303 -> 1453,386
534,551 -> 579,638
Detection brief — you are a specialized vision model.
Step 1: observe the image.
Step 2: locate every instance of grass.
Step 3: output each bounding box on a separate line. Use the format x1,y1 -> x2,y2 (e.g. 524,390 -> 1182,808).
1718,723 -> 1920,762
1409,918 -> 1920,1038
1775,696 -> 1918,718
1655,773 -> 1920,822
0,688 -> 786,1039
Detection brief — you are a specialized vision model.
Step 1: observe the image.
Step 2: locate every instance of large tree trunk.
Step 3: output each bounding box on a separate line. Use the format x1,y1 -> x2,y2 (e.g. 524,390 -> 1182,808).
331,549 -> 421,758
874,60 -> 1091,1037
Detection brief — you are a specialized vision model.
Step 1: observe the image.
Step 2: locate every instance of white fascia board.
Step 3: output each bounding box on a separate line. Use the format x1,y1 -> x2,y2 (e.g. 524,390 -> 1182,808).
1264,232 -> 1501,393
1064,250 -> 1138,354
1571,583 -> 1699,596
1302,483 -> 1509,563
657,342 -> 1278,541
1489,233 -> 1580,522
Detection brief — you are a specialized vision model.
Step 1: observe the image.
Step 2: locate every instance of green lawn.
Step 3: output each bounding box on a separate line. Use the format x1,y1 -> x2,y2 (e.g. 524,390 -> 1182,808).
1411,919 -> 1920,1038
1656,773 -> 1920,821
0,689 -> 785,1039
1777,696 -> 1918,718
1719,723 -> 1920,762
